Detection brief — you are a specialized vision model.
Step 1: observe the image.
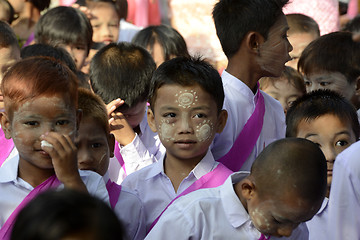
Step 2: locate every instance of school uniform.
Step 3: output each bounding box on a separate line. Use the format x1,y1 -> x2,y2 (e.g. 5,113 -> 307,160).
103,172 -> 146,240
108,114 -> 166,184
328,141 -> 360,239
0,155 -> 109,228
145,172 -> 308,240
0,126 -> 17,166
121,149 -> 220,232
211,71 -> 285,171
306,198 -> 329,239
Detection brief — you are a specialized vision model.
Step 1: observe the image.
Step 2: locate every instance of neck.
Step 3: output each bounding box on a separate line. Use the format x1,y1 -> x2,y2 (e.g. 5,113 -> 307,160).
226,59 -> 260,94
18,158 -> 55,188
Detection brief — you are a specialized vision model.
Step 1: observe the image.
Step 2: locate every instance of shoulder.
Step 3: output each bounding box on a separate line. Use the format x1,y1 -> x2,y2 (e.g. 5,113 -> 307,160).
121,161 -> 159,186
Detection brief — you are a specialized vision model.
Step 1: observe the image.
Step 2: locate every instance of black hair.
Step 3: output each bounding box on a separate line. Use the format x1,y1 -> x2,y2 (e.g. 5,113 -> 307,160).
286,13 -> 320,36
29,0 -> 51,11
343,14 -> 360,33
11,189 -> 126,240
298,31 -> 360,84
90,42 -> 156,110
212,0 -> 289,59
149,56 -> 224,114
0,20 -> 19,48
132,25 -> 190,62
286,89 -> 360,140
35,6 -> 93,55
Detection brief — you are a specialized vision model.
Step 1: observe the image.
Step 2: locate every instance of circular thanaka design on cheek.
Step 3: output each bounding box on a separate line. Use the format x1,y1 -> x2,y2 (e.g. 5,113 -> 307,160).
158,119 -> 175,142
175,90 -> 198,108
195,120 -> 213,142
251,207 -> 272,232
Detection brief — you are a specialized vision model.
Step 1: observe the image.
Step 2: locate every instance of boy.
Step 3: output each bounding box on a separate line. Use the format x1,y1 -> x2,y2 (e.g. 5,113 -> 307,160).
260,66 -> 306,114
285,14 -> 320,70
121,56 -> 231,232
286,89 -> 359,239
211,0 -> 293,171
146,138 -> 327,239
35,6 -> 93,70
76,88 -> 146,240
89,42 -> 164,183
0,57 -> 108,238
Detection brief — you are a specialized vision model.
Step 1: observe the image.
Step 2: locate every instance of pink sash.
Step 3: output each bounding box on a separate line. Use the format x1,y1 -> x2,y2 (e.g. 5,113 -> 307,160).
106,179 -> 122,209
218,90 -> 265,172
259,234 -> 270,240
0,175 -> 60,240
114,141 -> 127,176
0,130 -> 14,167
148,163 -> 233,232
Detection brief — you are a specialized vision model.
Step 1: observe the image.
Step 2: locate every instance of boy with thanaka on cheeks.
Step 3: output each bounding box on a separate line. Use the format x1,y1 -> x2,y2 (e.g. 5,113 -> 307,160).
0,57 -> 109,238
146,138 -> 327,239
121,56 -> 231,232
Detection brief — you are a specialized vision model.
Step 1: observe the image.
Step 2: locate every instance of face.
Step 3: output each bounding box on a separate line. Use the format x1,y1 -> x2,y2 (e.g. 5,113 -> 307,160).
119,101 -> 147,129
8,0 -> 24,13
75,117 -> 113,176
1,95 -> 78,171
304,71 -> 356,100
261,78 -> 303,114
296,114 -> 356,196
148,84 -> 227,163
247,190 -> 319,237
90,5 -> 119,44
286,32 -> 318,70
148,41 -> 165,68
257,14 -> 293,77
59,43 -> 88,70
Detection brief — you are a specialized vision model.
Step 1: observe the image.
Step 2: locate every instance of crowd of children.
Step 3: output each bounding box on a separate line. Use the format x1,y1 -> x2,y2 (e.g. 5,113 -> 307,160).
0,0 -> 360,239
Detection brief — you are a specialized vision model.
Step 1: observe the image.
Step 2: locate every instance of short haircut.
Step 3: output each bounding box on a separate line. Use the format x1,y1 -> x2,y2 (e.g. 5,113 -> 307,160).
1,56 -> 78,118
212,0 -> 289,59
149,56 -> 224,114
343,14 -> 360,33
35,6 -> 93,54
90,42 -> 156,110
298,31 -> 360,84
0,20 -> 19,49
78,88 -> 110,134
11,189 -> 125,240
251,138 -> 327,203
286,89 -> 360,140
260,66 -> 306,94
0,0 -> 15,24
132,25 -> 190,61
29,0 -> 51,11
286,13 -> 320,36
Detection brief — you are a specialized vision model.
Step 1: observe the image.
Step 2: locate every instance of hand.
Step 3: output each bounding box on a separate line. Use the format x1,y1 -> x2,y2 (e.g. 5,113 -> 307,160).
40,132 -> 87,192
71,3 -> 93,20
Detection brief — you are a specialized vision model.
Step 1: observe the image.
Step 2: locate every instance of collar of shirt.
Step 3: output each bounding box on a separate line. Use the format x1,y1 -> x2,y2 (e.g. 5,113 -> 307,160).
145,149 -> 217,180
220,171 -> 252,228
317,197 -> 329,215
0,154 -> 19,183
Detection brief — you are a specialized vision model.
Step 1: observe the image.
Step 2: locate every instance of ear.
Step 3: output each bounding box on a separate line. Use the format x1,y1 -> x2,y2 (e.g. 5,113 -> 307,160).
147,108 -> 157,133
240,178 -> 257,200
108,133 -> 115,158
0,112 -> 12,139
76,109 -> 83,131
355,76 -> 360,94
215,109 -> 228,134
244,31 -> 265,55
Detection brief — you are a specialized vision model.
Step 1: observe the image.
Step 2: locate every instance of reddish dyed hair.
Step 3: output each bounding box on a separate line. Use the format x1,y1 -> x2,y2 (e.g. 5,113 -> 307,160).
1,56 -> 78,117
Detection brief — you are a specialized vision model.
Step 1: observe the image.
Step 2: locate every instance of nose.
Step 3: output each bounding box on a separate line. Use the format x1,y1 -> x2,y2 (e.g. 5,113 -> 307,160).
178,116 -> 193,134
77,148 -> 94,169
322,146 -> 336,164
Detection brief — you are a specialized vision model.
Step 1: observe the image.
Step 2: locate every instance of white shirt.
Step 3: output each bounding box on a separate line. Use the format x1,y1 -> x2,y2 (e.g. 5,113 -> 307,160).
145,172 -> 308,240
109,114 -> 166,184
328,141 -> 360,240
0,155 -> 109,228
118,19 -> 142,43
211,71 -> 286,170
306,198 -> 329,240
103,173 -> 146,240
121,150 -> 218,232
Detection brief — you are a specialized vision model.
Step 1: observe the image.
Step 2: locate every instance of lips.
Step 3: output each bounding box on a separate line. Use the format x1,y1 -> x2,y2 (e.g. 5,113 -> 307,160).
174,140 -> 196,149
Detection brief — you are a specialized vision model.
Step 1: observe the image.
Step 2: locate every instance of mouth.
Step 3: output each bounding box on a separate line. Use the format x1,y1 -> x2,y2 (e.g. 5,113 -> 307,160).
174,140 -> 196,149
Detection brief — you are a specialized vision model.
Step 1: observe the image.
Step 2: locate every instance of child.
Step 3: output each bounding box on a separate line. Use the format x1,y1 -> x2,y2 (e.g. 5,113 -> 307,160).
132,25 -> 190,67
89,42 -> 164,184
0,0 -> 14,24
0,57 -> 109,239
260,66 -> 306,114
76,88 -> 146,240
0,20 -> 20,166
286,89 -> 359,239
145,138 -> 327,239
34,6 -> 93,70
285,13 -> 320,70
11,189 -> 126,240
211,0 -> 293,171
298,31 -> 360,105
121,56 -> 231,232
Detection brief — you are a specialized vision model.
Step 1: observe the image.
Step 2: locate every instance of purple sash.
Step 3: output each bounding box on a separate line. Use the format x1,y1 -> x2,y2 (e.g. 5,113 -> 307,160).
0,175 -> 60,240
258,234 -> 271,240
148,163 -> 233,232
114,141 -> 127,176
0,130 -> 14,167
106,179 -> 122,209
218,90 -> 265,172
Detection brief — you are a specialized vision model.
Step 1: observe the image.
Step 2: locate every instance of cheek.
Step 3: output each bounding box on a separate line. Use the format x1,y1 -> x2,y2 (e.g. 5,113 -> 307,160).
250,208 -> 272,232
98,150 -> 110,175
195,120 -> 213,142
158,119 -> 176,142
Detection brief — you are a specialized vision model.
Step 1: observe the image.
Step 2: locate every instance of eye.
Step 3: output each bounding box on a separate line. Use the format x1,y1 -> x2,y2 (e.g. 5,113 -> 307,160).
194,113 -> 206,118
272,217 -> 281,224
163,113 -> 176,118
56,120 -> 70,125
92,24 -> 100,28
75,45 -> 86,50
24,121 -> 38,126
335,140 -> 349,147
319,81 -> 331,87
91,143 -> 102,148
304,80 -> 311,86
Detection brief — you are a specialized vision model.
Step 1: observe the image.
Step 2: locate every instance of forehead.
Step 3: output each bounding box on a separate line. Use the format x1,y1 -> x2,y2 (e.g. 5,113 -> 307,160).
79,117 -> 108,138
268,14 -> 289,35
91,4 -> 118,21
155,84 -> 212,104
297,114 -> 353,134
